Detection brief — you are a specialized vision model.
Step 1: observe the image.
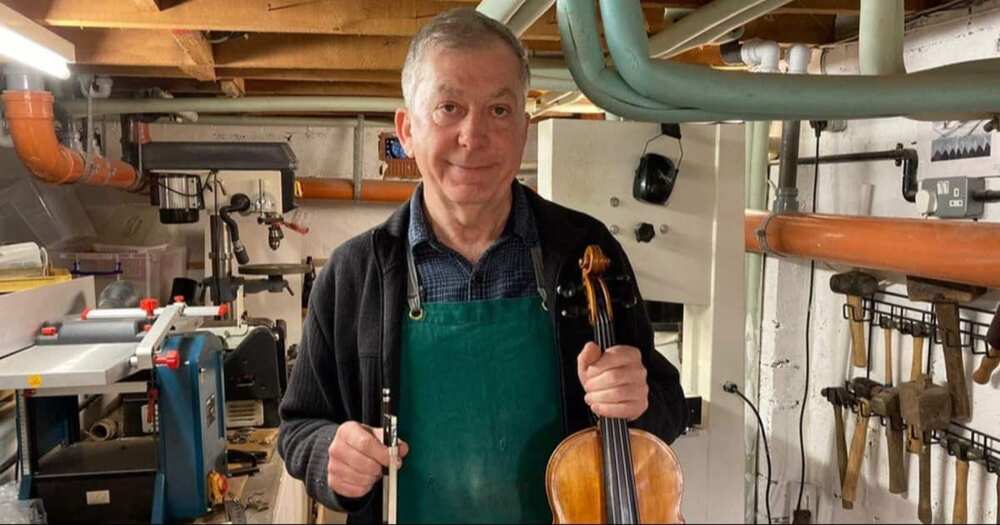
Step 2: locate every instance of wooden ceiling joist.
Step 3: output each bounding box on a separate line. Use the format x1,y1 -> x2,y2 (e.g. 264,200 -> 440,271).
131,0 -> 161,12
2,0 -> 667,42
61,29 -> 408,71
219,77 -> 246,97
171,29 -> 216,81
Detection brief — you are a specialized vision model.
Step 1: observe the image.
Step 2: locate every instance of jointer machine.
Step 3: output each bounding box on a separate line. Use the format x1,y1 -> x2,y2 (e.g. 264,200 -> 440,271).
0,142 -> 308,522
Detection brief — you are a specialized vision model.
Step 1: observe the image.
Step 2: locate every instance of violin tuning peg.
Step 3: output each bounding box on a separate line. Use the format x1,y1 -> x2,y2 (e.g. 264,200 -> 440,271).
560,305 -> 587,319
556,284 -> 583,298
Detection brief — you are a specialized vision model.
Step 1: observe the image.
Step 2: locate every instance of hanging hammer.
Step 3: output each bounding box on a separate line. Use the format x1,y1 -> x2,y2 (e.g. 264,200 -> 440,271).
905,322 -> 932,454
900,375 -> 953,524
908,322 -> 930,383
843,377 -> 880,508
879,315 -> 896,385
906,276 -> 986,422
973,304 -> 1000,385
822,386 -> 852,507
870,385 -> 907,494
831,271 -> 879,368
945,436 -> 976,525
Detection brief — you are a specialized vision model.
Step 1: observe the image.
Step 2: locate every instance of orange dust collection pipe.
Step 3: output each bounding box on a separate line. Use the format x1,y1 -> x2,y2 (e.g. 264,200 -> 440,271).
296,178 -> 416,203
2,90 -> 140,190
746,210 -> 1000,289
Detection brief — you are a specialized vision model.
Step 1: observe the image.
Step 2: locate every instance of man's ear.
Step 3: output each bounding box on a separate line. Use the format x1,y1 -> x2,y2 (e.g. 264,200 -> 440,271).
395,108 -> 413,157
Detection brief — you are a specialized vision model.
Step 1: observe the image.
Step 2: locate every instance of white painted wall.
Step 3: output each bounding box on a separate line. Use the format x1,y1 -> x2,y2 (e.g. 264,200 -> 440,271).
759,3 -> 1000,523
539,120 -> 747,523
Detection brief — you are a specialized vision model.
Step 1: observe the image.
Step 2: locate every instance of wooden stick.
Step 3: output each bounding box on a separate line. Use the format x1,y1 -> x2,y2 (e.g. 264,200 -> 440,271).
918,440 -> 931,524
833,404 -> 850,508
954,458 -> 969,524
848,295 -> 867,367
884,326 -> 894,385
843,406 -> 869,507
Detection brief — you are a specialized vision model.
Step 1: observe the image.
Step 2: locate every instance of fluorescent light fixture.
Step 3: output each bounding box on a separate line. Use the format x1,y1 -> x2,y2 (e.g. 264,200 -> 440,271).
0,4 -> 75,80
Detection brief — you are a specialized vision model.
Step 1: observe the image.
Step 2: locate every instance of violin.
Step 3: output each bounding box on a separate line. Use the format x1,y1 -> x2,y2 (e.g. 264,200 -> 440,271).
545,245 -> 684,524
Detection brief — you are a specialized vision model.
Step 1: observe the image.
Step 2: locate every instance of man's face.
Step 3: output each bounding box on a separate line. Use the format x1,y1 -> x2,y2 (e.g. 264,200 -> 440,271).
395,41 -> 529,211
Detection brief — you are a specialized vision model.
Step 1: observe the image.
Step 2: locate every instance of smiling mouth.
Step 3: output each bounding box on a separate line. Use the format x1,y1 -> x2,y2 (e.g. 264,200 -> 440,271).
449,161 -> 496,170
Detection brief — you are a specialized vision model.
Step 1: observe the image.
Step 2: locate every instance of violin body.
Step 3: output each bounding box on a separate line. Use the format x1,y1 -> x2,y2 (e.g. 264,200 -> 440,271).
546,427 -> 685,524
545,244 -> 684,524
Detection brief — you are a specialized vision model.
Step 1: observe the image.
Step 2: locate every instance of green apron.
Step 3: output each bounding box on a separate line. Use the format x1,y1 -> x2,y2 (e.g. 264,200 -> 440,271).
397,245 -> 564,524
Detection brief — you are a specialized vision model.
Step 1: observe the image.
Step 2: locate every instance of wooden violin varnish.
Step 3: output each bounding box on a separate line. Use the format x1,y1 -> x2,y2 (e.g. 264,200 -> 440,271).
545,245 -> 684,524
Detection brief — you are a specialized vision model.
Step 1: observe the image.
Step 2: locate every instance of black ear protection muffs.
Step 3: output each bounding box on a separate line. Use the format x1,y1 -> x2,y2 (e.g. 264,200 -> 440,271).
633,153 -> 678,205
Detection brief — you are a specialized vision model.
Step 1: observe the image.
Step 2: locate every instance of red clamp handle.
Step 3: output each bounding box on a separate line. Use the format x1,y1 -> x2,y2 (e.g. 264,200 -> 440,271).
153,351 -> 180,369
139,298 -> 160,317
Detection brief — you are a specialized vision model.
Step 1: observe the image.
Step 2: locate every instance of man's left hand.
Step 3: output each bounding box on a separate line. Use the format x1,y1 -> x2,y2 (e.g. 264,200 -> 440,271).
577,342 -> 649,421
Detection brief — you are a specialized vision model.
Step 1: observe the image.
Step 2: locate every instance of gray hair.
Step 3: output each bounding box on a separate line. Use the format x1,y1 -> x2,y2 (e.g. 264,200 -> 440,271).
401,8 -> 530,108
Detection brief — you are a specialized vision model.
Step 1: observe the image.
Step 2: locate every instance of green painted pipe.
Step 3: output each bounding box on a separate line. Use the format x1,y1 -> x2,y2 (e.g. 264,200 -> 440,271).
650,0 -> 792,59
556,0 -> 770,122
743,119 -> 769,525
506,0 -> 555,37
596,0 -> 1000,119
476,0 -> 524,23
860,0 -> 905,75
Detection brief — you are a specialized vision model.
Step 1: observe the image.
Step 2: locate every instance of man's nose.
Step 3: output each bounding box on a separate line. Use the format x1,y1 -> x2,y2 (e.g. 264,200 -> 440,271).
457,112 -> 489,150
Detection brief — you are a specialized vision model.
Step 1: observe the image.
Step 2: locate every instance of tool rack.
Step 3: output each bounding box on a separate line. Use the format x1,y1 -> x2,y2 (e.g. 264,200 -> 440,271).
841,289 -> 995,377
832,385 -> 1000,473
837,290 -> 1000,467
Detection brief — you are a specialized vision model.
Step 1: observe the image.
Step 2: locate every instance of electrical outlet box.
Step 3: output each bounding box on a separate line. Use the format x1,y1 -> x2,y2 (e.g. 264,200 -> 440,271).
917,176 -> 985,218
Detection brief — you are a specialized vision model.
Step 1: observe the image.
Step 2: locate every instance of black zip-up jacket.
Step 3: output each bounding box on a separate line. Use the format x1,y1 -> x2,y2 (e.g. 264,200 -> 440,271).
278,187 -> 687,523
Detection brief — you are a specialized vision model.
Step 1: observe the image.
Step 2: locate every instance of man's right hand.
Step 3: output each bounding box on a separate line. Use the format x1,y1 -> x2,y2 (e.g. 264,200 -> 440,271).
327,421 -> 410,499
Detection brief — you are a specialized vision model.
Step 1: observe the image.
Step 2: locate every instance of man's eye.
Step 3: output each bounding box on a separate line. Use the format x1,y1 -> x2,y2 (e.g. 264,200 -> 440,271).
441,103 -> 457,113
492,106 -> 510,117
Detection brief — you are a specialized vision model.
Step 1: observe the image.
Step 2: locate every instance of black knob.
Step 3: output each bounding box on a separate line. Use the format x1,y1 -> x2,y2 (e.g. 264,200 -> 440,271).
634,222 -> 655,243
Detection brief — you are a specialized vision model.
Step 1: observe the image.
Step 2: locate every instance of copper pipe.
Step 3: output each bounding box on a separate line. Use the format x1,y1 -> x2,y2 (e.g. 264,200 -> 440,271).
746,210 -> 1000,288
2,91 -> 140,190
297,178 -> 416,203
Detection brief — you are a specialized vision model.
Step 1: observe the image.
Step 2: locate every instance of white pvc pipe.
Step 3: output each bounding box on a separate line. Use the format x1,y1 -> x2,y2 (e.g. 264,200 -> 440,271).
786,44 -> 812,75
741,40 -> 781,73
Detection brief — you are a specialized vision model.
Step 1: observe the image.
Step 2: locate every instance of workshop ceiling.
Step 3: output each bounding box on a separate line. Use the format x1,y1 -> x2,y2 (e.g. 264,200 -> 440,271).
0,0 -> 956,107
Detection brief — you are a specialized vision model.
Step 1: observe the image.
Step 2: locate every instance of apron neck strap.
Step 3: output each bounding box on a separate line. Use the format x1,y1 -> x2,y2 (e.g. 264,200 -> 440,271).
529,246 -> 549,311
406,247 -> 423,319
405,243 -> 549,317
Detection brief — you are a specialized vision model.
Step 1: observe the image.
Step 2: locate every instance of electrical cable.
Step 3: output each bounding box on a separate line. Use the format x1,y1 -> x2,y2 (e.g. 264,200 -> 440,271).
795,121 -> 824,514
724,381 -> 772,524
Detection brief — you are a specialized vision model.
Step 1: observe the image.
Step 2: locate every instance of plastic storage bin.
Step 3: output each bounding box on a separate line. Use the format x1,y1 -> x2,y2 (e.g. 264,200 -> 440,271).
54,245 -> 187,304
0,178 -> 95,248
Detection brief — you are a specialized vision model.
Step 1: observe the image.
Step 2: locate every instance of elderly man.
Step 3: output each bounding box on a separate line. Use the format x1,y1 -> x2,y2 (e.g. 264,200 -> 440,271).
278,7 -> 687,524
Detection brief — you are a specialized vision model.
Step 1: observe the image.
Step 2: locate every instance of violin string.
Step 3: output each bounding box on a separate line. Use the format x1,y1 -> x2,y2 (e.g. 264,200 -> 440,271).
600,312 -> 634,523
621,419 -> 638,519
606,313 -> 638,522
601,310 -> 639,523
597,314 -> 622,523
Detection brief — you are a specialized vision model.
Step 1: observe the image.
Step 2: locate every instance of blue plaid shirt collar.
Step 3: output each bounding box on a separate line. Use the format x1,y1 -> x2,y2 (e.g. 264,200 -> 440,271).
407,181 -> 539,251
